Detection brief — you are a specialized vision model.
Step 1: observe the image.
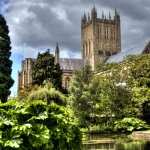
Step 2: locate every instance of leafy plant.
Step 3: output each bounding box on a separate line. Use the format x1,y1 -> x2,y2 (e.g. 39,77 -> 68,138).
114,117 -> 149,133
0,100 -> 81,150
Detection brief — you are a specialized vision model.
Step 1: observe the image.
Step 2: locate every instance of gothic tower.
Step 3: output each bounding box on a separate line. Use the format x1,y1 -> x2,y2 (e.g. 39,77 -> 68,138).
81,7 -> 121,70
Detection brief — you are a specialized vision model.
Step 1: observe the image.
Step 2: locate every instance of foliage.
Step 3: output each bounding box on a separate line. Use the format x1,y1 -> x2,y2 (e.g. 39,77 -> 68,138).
28,86 -> 66,105
69,64 -> 134,128
32,50 -> 62,89
114,117 -> 149,133
96,54 -> 150,119
0,100 -> 81,150
0,14 -> 14,102
69,54 -> 150,133
69,65 -> 94,127
18,84 -> 39,100
96,62 -> 118,73
86,124 -> 115,134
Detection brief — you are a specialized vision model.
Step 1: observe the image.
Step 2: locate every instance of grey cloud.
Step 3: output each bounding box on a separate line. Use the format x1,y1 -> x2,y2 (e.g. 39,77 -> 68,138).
4,0 -> 150,58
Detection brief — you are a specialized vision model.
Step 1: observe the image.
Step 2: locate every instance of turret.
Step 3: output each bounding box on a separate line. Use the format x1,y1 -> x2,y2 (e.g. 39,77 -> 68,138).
109,12 -> 111,20
91,6 -> 97,20
101,11 -> 104,19
82,13 -> 87,24
88,13 -> 90,21
114,8 -> 120,22
55,43 -> 59,64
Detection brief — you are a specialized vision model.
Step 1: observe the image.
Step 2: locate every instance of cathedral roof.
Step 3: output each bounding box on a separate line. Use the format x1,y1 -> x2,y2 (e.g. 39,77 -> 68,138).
59,58 -> 83,71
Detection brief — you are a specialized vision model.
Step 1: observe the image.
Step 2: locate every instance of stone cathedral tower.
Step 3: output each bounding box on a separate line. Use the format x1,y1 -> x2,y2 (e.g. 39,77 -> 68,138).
81,7 -> 121,70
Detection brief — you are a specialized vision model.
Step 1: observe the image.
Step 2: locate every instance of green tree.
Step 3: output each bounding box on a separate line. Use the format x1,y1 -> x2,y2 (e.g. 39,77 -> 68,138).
96,54 -> 150,120
128,55 -> 150,120
0,14 -> 14,103
69,65 -> 94,126
88,76 -> 132,125
32,50 -> 62,89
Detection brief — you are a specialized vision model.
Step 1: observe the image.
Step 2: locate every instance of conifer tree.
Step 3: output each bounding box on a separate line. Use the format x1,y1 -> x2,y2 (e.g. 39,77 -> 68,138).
0,15 -> 14,102
32,50 -> 62,89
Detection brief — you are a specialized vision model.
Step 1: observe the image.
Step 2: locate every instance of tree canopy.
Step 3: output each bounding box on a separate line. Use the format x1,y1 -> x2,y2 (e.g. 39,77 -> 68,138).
32,50 -> 62,90
69,54 -> 150,132
0,14 -> 14,102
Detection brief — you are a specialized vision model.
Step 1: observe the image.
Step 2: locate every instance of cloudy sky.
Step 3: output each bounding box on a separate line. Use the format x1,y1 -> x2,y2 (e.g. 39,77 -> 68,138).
0,0 -> 150,96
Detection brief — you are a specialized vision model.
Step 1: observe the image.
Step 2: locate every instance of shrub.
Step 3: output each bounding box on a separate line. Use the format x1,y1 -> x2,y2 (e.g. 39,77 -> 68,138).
114,117 -> 149,133
28,87 -> 66,105
0,100 -> 81,150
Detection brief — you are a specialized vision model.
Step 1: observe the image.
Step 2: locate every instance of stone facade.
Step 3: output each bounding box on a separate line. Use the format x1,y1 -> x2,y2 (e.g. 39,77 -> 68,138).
18,58 -> 35,94
59,58 -> 83,89
81,7 -> 121,70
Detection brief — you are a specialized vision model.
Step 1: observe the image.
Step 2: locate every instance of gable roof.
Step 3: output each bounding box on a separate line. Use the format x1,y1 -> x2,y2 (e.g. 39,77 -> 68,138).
59,58 -> 83,71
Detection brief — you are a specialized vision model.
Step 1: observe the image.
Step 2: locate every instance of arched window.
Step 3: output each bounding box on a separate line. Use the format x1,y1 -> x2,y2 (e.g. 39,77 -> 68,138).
65,77 -> 70,89
85,42 -> 88,56
83,44 -> 85,57
89,40 -> 91,56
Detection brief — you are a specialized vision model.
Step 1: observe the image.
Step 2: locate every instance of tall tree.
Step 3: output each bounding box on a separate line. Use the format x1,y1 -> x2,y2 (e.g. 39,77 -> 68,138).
69,65 -> 94,126
0,15 -> 14,103
32,50 -> 62,89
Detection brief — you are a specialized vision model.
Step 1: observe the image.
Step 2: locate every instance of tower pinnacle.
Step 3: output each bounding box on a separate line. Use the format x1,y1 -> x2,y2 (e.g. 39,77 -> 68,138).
91,6 -> 97,19
102,11 -> 104,19
109,12 -> 111,19
55,43 -> 59,64
82,13 -> 87,24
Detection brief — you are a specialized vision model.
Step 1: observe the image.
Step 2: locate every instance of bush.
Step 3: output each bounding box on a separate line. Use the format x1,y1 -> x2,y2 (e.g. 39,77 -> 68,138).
28,87 -> 66,105
0,100 -> 81,150
87,124 -> 114,134
114,117 -> 149,133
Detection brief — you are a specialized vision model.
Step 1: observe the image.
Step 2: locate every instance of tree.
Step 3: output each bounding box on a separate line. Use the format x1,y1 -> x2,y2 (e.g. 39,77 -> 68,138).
96,54 -> 150,119
88,75 -> 132,125
0,14 -> 14,103
69,65 -> 94,126
32,50 -> 62,90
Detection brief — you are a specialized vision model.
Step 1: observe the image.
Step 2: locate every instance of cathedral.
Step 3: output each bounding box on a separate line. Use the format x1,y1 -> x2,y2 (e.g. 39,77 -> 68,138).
18,7 -> 121,94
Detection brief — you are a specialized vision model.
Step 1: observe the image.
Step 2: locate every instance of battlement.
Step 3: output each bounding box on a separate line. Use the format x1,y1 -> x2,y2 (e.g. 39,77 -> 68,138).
81,7 -> 121,70
81,7 -> 120,28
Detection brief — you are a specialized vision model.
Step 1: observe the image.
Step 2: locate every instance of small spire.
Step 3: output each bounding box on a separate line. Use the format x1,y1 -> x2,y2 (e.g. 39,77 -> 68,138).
91,6 -> 97,19
84,13 -> 86,19
115,8 -> 118,16
102,11 -> 104,19
56,43 -> 59,54
114,8 -> 120,21
55,43 -> 59,64
109,12 -> 111,19
83,13 -> 87,22
88,13 -> 90,21
47,49 -> 50,53
93,5 -> 96,12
